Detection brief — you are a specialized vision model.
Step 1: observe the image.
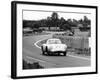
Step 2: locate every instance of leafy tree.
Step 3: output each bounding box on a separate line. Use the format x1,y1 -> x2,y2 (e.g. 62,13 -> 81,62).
23,12 -> 91,32
61,23 -> 71,30
51,12 -> 59,20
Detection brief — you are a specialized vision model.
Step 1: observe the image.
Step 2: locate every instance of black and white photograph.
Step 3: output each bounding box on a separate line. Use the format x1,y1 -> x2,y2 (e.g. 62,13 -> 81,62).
23,11 -> 91,69
11,1 -> 97,79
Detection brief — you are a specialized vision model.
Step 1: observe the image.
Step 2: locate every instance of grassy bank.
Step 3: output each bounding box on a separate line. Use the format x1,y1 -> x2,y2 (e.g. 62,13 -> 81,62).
23,60 -> 44,69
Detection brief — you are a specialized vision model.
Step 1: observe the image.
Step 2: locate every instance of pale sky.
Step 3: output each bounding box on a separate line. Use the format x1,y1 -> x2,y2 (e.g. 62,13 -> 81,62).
23,11 -> 91,21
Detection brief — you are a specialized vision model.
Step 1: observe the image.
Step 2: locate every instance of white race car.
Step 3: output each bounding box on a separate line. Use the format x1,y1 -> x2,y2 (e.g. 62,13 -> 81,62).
41,38 -> 67,56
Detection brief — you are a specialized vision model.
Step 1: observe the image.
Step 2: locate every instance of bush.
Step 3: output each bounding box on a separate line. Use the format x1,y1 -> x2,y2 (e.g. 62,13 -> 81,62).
23,60 -> 44,69
75,48 -> 91,56
79,27 -> 90,31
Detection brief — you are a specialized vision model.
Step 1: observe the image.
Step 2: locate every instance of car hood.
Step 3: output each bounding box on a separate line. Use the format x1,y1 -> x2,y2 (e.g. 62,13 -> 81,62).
43,44 -> 67,48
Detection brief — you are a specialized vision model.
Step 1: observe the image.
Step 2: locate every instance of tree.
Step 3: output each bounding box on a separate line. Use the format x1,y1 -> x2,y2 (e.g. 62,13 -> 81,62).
61,23 -> 71,31
31,23 -> 39,29
51,12 -> 59,20
47,12 -> 59,27
84,16 -> 88,22
72,19 -> 78,27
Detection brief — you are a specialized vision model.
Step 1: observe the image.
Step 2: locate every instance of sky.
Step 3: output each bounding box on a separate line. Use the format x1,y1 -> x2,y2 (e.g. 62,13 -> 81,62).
23,10 -> 91,21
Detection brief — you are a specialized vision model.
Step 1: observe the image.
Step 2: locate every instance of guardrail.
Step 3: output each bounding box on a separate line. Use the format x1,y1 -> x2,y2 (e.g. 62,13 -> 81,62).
53,34 -> 89,49
53,34 -> 90,55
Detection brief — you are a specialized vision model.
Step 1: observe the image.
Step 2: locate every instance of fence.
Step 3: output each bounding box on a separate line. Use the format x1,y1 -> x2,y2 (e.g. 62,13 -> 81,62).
53,34 -> 89,49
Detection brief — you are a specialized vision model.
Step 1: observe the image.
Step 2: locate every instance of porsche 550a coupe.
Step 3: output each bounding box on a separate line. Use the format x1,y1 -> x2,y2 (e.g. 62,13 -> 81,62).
41,38 -> 67,56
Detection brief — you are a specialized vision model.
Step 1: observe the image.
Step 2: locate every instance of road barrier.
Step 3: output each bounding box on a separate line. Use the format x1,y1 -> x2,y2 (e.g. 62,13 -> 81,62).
53,34 -> 89,49
53,34 -> 90,55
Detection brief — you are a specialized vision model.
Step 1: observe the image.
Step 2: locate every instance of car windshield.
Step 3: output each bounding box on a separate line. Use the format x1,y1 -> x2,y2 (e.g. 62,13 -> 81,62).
47,39 -> 61,44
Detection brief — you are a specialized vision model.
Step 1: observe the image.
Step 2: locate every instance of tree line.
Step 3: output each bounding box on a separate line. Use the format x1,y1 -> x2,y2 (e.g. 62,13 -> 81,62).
23,12 -> 91,31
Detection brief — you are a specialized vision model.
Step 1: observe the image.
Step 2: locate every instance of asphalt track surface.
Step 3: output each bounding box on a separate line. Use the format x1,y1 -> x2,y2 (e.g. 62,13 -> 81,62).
23,33 -> 91,68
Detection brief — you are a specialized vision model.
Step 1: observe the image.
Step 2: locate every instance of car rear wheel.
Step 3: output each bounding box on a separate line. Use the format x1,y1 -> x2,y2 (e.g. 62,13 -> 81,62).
63,52 -> 66,56
42,51 -> 45,55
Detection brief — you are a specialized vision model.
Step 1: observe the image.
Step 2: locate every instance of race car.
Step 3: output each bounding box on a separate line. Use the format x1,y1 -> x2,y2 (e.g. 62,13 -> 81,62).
41,38 -> 67,56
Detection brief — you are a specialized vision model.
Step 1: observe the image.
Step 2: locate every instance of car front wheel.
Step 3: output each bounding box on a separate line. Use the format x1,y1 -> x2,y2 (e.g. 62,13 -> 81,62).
41,46 -> 45,55
45,47 -> 50,55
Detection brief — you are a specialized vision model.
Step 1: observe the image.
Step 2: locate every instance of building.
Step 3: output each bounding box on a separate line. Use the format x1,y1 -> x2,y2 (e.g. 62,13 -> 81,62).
49,27 -> 60,31
39,27 -> 60,31
23,27 -> 33,34
39,27 -> 49,30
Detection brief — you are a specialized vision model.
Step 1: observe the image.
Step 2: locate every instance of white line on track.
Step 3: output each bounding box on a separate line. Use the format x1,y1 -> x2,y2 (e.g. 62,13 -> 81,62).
24,48 -> 57,67
25,55 -> 58,67
26,56 -> 47,63
34,39 -> 42,49
68,54 -> 90,61
24,48 -> 46,63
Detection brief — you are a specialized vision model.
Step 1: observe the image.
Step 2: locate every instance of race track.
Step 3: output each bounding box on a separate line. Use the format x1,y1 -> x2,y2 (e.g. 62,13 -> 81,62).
23,33 -> 91,68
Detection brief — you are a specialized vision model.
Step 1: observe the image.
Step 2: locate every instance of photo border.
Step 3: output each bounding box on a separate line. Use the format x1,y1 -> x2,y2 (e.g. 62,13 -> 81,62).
11,1 -> 98,79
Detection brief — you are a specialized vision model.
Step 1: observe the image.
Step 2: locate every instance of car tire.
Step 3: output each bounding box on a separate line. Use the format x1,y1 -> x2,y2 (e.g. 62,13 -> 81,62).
42,51 -> 45,55
41,46 -> 45,55
45,47 -> 49,55
63,52 -> 66,56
